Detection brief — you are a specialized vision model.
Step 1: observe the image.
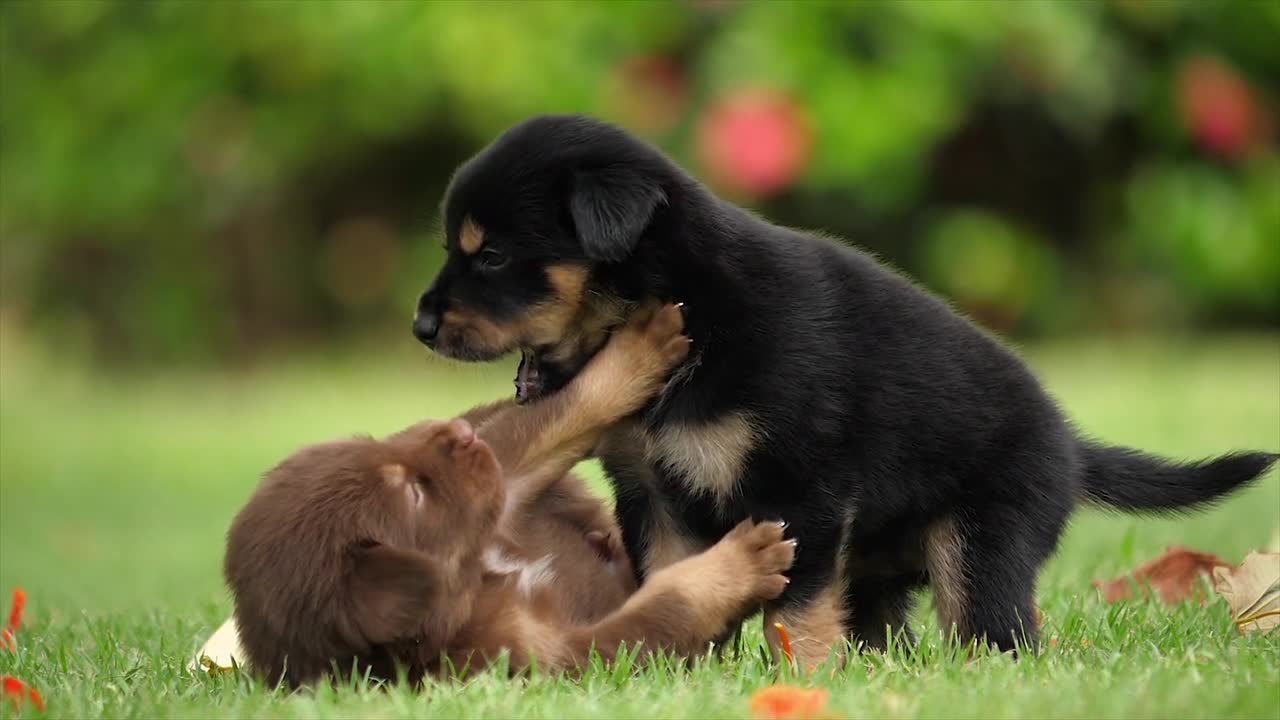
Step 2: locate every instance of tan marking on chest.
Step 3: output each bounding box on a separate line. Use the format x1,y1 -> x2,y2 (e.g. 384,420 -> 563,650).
597,423 -> 703,574
641,411 -> 761,509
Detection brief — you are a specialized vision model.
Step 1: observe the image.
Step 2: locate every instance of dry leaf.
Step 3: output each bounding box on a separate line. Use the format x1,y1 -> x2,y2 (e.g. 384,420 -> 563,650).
1093,545 -> 1232,605
1212,551 -> 1280,634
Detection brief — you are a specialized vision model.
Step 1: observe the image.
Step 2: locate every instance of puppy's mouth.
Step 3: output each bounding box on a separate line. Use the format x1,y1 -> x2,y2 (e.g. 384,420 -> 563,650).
514,349 -> 543,405
513,348 -> 593,405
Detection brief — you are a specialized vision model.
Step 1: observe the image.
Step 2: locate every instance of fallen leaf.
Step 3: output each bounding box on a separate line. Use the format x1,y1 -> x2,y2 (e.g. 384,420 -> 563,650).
750,685 -> 838,720
1093,545 -> 1231,605
1212,551 -> 1280,634
2,675 -> 45,712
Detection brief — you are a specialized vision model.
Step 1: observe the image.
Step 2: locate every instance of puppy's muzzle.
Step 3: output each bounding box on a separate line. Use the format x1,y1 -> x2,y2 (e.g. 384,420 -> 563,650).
413,311 -> 440,346
413,290 -> 442,346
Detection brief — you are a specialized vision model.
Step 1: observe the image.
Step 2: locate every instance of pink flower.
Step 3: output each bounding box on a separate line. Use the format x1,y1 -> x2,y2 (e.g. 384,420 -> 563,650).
696,89 -> 813,198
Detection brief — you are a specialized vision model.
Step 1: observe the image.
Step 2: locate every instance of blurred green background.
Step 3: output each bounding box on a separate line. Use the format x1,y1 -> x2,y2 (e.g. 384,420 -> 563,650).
0,0 -> 1278,628
1,0 -> 1277,366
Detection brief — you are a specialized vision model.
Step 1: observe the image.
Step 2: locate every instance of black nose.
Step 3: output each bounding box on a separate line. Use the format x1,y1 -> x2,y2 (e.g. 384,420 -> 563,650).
413,311 -> 440,345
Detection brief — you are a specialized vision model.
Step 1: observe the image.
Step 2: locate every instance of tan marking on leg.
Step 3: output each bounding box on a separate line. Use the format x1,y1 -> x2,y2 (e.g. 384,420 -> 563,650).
764,518 -> 851,667
764,584 -> 848,668
643,500 -> 701,574
644,412 -> 760,512
459,216 -> 484,255
924,514 -> 969,642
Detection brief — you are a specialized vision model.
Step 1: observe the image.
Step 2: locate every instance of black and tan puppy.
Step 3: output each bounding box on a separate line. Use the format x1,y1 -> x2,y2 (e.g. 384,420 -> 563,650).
226,303 -> 796,688
412,114 -> 1278,664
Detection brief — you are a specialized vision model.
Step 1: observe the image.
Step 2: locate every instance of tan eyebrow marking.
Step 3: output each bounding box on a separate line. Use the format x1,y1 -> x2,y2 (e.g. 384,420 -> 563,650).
459,216 -> 485,255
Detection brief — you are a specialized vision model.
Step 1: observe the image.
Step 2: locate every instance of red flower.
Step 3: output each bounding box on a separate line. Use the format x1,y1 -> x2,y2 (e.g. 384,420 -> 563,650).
696,88 -> 813,198
2,588 -> 25,652
2,676 -> 45,713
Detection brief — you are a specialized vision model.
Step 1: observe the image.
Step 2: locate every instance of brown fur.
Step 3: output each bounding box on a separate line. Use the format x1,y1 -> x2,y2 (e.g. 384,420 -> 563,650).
225,303 -> 796,687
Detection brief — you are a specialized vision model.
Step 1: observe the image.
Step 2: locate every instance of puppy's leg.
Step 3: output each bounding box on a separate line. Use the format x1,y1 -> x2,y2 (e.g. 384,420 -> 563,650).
760,519 -> 849,668
457,398 -> 517,429
479,302 -> 689,519
553,519 -> 796,669
843,575 -> 921,653
925,510 -> 1046,653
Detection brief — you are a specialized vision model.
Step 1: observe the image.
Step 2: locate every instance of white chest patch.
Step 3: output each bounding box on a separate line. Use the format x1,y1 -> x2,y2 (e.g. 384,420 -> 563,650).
482,546 -> 557,597
639,411 -> 761,509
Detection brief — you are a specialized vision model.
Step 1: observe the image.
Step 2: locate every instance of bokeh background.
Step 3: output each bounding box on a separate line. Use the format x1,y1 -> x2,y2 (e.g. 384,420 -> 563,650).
2,0 -> 1278,365
0,0 -> 1277,623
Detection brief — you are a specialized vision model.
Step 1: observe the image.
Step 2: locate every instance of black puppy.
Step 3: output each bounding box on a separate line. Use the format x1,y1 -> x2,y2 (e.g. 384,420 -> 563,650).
413,114 -> 1277,663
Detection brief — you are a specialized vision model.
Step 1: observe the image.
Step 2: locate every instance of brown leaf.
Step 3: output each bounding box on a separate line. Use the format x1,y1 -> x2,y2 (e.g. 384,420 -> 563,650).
1093,545 -> 1232,605
1212,551 -> 1280,634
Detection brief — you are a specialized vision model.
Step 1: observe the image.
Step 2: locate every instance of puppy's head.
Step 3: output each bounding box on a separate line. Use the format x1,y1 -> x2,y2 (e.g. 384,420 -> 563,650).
413,115 -> 675,399
223,418 -> 501,687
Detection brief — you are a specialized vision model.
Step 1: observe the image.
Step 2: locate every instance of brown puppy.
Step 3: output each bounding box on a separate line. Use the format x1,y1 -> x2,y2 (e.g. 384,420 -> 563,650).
225,304 -> 796,688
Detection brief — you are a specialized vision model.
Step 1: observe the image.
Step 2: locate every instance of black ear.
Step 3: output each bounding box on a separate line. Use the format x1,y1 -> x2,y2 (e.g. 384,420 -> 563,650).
348,543 -> 440,644
569,167 -> 666,262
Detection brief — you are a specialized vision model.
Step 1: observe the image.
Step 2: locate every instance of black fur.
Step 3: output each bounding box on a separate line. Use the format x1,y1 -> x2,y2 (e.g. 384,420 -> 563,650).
418,114 -> 1278,653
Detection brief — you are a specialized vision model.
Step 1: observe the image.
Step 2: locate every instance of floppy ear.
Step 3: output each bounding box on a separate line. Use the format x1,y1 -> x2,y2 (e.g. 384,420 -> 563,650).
569,166 -> 666,262
348,543 -> 440,644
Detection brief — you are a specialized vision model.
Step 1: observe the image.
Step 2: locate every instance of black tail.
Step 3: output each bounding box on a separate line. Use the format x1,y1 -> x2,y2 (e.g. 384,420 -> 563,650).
1078,441 -> 1277,513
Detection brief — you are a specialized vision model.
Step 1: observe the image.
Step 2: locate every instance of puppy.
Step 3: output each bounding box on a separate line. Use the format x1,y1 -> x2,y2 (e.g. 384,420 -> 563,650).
412,113 -> 1278,663
225,303 -> 796,688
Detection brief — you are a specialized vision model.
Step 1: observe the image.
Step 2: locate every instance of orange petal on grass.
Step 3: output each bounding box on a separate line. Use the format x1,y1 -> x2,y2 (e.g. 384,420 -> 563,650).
773,622 -> 794,664
750,685 -> 831,720
2,675 -> 46,712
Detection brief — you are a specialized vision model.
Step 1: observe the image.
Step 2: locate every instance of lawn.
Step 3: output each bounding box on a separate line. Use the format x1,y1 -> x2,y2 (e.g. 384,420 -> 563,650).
1,332 -> 1277,719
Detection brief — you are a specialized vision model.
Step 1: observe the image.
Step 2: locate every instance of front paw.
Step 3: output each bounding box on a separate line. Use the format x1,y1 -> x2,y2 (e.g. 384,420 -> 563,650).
720,519 -> 797,602
614,301 -> 691,379
578,301 -> 691,419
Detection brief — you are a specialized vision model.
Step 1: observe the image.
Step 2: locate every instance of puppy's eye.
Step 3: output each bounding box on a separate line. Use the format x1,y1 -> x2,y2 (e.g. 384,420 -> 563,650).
477,248 -> 508,270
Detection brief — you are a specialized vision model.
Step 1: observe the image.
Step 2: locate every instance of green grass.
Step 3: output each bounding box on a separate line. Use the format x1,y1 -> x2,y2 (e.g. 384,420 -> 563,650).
1,333 -> 1278,719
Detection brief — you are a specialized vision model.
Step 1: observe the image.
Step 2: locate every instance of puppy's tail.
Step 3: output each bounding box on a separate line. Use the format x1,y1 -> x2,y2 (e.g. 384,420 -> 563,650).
1077,441 -> 1277,513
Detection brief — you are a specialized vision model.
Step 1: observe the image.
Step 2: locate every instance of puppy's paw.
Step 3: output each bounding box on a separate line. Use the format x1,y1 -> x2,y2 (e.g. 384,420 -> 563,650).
721,518 -> 797,601
580,300 -> 690,419
618,300 -> 690,374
